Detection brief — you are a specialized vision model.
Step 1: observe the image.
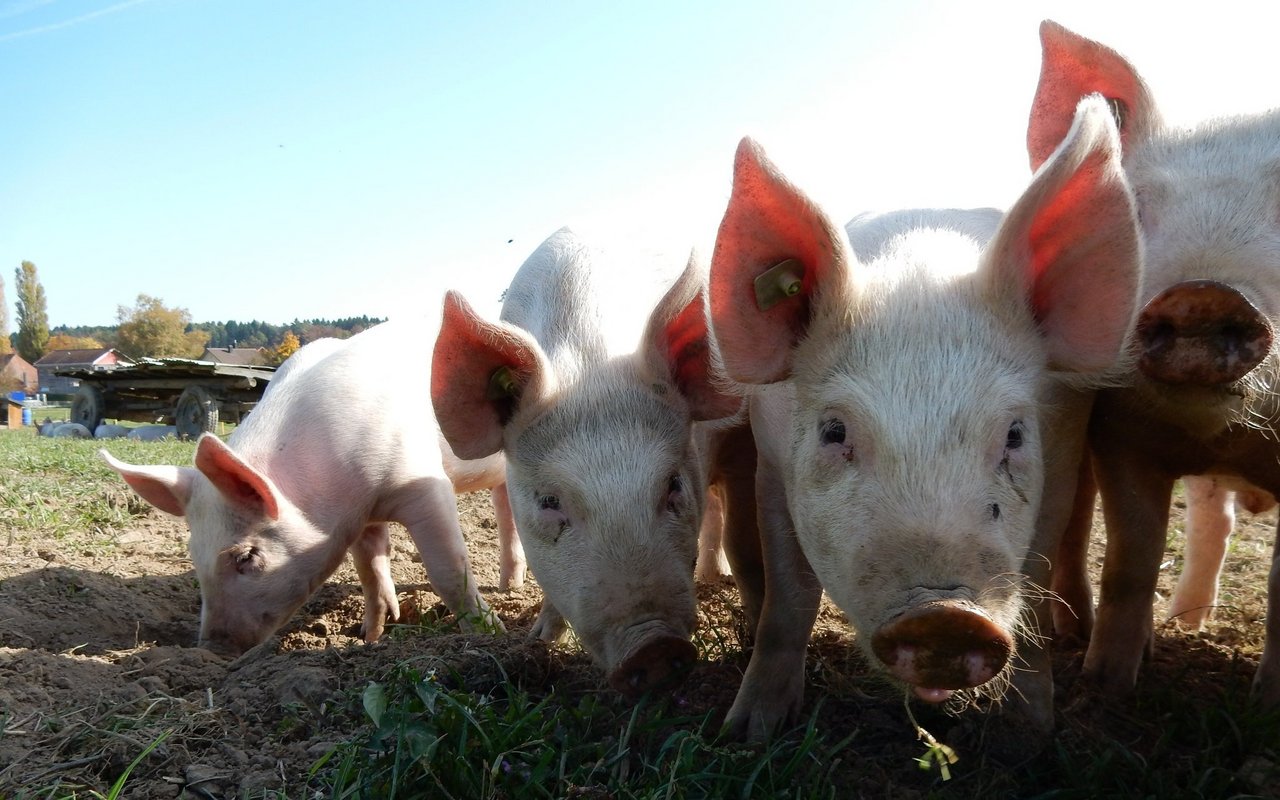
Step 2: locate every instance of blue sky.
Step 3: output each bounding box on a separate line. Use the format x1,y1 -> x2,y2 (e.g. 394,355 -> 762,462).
3,1 -> 1277,330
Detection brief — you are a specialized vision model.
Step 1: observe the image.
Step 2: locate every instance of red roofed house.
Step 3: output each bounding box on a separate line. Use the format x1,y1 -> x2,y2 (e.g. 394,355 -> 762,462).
34,348 -> 136,396
0,352 -> 38,395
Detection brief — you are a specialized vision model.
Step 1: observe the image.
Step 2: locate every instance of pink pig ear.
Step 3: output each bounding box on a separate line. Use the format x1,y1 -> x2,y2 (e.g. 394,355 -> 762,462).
99,449 -> 195,518
194,434 -> 281,520
431,291 -> 550,460
708,137 -> 854,384
1028,20 -> 1161,170
642,250 -> 744,421
989,94 -> 1141,373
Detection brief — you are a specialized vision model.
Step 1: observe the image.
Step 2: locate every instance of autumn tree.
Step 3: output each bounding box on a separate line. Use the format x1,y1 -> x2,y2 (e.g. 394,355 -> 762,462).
271,330 -> 301,365
0,270 -> 9,354
114,294 -> 210,358
47,334 -> 104,351
14,261 -> 49,362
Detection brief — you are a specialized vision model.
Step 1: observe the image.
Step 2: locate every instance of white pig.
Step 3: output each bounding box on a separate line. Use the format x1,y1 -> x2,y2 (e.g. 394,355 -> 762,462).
94,423 -> 131,439
431,228 -> 744,696
50,422 -> 93,438
1028,20 -> 1280,706
1168,476 -> 1274,630
101,320 -> 517,656
707,95 -> 1141,739
126,424 -> 178,442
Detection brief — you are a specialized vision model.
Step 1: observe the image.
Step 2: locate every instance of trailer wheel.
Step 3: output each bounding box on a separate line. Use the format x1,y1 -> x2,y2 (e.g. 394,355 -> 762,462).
175,386 -> 220,440
71,385 -> 105,431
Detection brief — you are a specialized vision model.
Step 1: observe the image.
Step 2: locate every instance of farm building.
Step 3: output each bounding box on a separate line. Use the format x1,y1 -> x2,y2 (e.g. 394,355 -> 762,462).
200,345 -> 270,366
34,348 -> 135,396
0,352 -> 38,395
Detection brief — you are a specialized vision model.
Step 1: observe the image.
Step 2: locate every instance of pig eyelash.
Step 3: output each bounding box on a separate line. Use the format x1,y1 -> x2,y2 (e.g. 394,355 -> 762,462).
819,418 -> 846,445
537,494 -> 560,512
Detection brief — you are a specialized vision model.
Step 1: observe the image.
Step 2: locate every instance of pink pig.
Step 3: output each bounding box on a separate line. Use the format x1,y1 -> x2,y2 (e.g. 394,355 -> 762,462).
103,322 -> 520,656
706,95 -> 1141,739
1029,20 -> 1280,707
431,228 -> 748,697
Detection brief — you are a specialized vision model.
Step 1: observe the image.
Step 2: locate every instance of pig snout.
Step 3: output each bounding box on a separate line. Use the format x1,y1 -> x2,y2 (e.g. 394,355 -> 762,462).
870,600 -> 1013,702
198,632 -> 255,659
607,633 -> 698,697
1136,280 -> 1273,386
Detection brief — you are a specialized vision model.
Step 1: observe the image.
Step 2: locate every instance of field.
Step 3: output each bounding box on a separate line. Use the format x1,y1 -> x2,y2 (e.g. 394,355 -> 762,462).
1,426 -> 1278,799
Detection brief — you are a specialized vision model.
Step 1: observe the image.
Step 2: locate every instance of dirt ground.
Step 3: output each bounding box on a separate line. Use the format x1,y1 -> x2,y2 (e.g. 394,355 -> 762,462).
1,478 -> 1277,797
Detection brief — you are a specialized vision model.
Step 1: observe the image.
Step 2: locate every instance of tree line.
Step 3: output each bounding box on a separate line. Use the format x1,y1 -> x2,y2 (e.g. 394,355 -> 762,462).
1,261 -> 383,366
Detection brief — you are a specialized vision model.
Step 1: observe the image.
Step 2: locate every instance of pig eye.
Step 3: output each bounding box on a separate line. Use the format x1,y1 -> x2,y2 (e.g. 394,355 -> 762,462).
1005,421 -> 1024,451
225,544 -> 264,575
537,494 -> 560,512
990,503 -> 1001,520
666,475 -> 684,513
819,418 -> 846,446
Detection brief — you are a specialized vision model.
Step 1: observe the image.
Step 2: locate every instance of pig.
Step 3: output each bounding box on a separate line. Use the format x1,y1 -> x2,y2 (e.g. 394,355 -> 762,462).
50,422 -> 93,438
431,228 -> 746,696
706,95 -> 1141,739
1028,20 -> 1280,706
101,320 -> 517,657
1168,477 -> 1275,630
126,424 -> 177,441
94,423 -> 131,439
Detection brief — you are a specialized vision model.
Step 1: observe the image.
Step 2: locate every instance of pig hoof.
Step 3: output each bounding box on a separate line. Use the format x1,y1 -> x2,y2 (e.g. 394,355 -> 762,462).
608,635 -> 698,697
871,601 -> 1013,695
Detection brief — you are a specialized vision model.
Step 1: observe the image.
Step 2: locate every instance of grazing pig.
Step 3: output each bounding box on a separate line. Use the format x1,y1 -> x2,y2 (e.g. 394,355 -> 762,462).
50,422 -> 93,438
432,228 -> 744,696
126,424 -> 177,442
101,321 -> 514,657
94,423 -> 131,439
1028,20 -> 1280,706
707,95 -> 1141,739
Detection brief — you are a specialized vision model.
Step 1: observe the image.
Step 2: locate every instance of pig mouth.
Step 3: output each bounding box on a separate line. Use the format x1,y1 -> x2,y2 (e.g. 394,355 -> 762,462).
606,623 -> 698,698
870,600 -> 1014,700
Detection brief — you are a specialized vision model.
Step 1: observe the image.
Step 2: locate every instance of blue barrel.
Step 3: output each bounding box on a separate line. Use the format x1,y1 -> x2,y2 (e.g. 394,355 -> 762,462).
21,407 -> 32,426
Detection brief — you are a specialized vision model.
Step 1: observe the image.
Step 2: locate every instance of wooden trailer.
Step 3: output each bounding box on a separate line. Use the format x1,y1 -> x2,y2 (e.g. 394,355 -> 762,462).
56,359 -> 277,439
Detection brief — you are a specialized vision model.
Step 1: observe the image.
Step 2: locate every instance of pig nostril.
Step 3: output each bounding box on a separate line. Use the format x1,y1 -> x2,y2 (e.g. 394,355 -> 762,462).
1141,320 -> 1176,354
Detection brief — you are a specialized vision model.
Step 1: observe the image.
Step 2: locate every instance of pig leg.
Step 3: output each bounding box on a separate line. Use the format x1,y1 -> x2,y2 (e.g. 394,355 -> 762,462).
351,522 -> 400,643
1050,454 -> 1098,641
492,483 -> 527,591
1085,442 -> 1174,695
395,477 -> 505,634
1256,520 -> 1280,706
1168,476 -> 1234,630
713,421 -> 765,635
723,457 -> 821,741
530,600 -> 568,642
695,485 -> 731,582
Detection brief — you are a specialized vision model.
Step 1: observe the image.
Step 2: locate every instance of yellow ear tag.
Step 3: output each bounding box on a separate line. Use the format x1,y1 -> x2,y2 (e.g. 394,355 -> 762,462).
753,258 -> 805,311
487,366 -> 519,400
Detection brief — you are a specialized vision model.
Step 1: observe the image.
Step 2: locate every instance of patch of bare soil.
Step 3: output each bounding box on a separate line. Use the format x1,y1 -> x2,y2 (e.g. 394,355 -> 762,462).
0,490 -> 1277,797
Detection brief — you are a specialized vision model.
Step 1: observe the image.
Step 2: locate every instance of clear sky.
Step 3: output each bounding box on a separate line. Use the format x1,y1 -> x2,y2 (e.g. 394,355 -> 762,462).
3,0 -> 1278,331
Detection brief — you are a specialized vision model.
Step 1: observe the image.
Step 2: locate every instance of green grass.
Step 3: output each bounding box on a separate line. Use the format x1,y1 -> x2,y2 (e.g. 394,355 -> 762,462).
0,428 -> 195,543
322,663 -> 854,800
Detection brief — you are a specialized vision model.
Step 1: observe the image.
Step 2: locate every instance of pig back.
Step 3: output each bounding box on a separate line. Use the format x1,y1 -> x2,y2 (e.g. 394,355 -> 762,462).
498,227 -> 691,371
845,208 -> 1002,262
